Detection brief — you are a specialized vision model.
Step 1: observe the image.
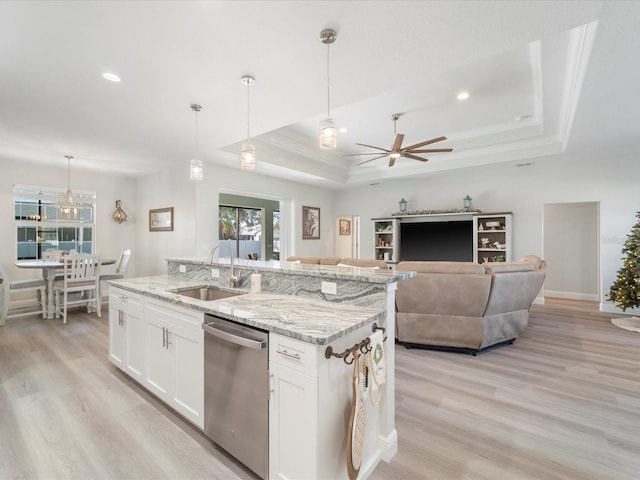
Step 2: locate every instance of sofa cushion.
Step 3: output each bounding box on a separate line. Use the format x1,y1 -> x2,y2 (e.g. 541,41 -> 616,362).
519,255 -> 543,269
285,256 -> 321,264
396,272 -> 491,317
397,261 -> 485,274
320,256 -> 341,265
338,258 -> 387,269
482,262 -> 536,273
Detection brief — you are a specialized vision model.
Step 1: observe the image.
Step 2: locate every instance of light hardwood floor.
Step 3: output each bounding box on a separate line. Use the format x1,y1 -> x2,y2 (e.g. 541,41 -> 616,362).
1,300 -> 638,480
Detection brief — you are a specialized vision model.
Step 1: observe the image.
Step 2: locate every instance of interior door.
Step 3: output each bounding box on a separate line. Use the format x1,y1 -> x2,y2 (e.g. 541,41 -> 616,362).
543,202 -> 599,301
335,216 -> 359,259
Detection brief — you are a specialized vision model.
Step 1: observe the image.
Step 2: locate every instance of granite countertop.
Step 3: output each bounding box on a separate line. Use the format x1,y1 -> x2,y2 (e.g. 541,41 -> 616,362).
110,275 -> 386,345
166,256 -> 414,284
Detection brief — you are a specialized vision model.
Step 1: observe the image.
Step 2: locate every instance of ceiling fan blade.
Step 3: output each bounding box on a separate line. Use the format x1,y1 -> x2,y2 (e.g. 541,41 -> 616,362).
403,136 -> 447,150
355,143 -> 391,152
388,156 -> 396,167
392,133 -> 404,152
358,154 -> 389,166
342,152 -> 390,157
403,153 -> 429,162
410,148 -> 453,153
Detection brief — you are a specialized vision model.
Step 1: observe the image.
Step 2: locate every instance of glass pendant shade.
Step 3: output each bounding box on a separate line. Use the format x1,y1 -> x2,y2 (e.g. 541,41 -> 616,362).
319,117 -> 337,149
189,104 -> 203,180
113,200 -> 128,223
190,158 -> 203,180
241,143 -> 256,170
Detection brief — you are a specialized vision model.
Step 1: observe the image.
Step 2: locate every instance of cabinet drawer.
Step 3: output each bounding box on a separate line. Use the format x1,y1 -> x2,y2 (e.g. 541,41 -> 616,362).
270,333 -> 318,377
145,297 -> 204,328
110,287 -> 143,315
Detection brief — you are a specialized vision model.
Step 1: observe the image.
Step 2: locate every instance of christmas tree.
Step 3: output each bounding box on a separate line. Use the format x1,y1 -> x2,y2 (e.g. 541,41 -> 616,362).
607,211 -> 640,311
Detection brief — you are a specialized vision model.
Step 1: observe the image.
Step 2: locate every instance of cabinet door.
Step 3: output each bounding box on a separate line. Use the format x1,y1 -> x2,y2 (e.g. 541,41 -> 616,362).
170,320 -> 204,428
124,305 -> 145,382
108,295 -> 126,369
145,317 -> 173,401
269,362 -> 319,480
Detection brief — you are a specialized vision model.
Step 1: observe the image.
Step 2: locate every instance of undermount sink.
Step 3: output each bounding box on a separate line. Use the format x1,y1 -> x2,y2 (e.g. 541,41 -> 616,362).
172,286 -> 241,301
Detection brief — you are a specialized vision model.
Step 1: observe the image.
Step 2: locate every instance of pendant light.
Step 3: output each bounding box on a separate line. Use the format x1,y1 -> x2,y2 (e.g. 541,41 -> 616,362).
60,155 -> 77,220
240,75 -> 256,170
319,28 -> 337,149
189,104 -> 203,180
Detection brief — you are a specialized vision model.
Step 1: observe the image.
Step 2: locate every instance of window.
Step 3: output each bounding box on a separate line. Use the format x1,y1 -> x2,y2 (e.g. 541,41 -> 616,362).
218,194 -> 280,261
14,185 -> 96,260
219,205 -> 263,259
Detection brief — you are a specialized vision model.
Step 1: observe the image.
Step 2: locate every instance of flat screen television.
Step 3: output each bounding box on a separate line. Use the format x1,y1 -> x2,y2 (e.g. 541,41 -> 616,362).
400,220 -> 473,262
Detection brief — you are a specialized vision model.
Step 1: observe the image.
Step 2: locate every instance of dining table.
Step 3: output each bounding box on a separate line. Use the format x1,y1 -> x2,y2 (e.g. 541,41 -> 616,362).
15,258 -> 116,319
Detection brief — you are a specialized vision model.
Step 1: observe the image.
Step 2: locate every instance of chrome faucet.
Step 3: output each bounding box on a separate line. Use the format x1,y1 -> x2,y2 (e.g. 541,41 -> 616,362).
209,240 -> 239,288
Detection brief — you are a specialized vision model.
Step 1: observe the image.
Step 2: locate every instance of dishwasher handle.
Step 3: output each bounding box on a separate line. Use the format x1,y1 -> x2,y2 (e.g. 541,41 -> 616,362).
203,322 -> 267,350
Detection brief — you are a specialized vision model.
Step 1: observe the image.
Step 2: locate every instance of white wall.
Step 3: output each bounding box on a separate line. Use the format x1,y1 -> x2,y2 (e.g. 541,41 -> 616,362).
134,161 -> 336,275
0,158 -> 137,279
334,150 -> 640,313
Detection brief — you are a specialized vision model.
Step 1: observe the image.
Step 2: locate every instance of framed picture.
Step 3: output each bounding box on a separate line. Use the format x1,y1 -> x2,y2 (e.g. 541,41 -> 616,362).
302,206 -> 320,239
149,207 -> 174,232
339,219 -> 351,236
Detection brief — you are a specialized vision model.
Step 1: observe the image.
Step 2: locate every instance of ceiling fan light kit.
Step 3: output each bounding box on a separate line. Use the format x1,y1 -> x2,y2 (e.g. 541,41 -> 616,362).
319,28 -> 337,150
344,113 -> 453,167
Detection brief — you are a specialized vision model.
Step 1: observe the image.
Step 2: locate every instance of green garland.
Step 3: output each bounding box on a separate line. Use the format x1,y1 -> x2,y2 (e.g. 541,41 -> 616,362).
391,208 -> 480,216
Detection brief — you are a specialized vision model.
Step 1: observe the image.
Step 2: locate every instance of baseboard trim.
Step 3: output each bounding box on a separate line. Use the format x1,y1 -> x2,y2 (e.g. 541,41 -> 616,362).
378,429 -> 398,463
544,290 -> 599,302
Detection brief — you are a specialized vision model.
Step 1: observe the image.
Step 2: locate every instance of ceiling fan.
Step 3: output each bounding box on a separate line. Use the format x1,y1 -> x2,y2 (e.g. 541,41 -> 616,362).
344,113 -> 453,167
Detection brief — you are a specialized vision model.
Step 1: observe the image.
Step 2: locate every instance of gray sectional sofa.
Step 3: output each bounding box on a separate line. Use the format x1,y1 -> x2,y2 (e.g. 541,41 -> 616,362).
395,256 -> 546,354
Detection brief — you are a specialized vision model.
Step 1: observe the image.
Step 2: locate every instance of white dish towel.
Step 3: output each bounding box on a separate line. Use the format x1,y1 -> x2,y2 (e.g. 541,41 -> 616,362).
367,329 -> 386,405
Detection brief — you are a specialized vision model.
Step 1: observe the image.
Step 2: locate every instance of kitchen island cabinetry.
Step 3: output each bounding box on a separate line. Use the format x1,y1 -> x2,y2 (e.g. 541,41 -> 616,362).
110,263 -> 413,480
144,297 -> 204,429
108,287 -> 145,383
269,333 -> 319,479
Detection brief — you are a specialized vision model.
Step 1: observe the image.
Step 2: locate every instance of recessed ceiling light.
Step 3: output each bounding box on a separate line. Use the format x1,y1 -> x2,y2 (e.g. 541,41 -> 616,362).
339,127 -> 348,133
457,91 -> 469,101
102,72 -> 121,82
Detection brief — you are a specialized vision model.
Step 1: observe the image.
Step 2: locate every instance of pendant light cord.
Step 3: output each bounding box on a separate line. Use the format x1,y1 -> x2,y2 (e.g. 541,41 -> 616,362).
246,82 -> 251,142
194,109 -> 199,155
326,42 -> 331,117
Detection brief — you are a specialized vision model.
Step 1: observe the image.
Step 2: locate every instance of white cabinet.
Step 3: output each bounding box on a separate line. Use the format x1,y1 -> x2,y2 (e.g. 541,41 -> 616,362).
269,333 -> 319,480
473,213 -> 513,263
373,217 -> 399,265
144,298 -> 204,429
108,287 -> 145,382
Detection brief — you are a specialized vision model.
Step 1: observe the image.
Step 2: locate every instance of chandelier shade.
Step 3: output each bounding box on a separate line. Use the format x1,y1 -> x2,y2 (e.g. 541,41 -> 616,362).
59,155 -> 77,220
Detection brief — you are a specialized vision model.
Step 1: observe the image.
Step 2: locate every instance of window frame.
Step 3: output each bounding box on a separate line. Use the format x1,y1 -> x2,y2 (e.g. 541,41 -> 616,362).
14,184 -> 97,260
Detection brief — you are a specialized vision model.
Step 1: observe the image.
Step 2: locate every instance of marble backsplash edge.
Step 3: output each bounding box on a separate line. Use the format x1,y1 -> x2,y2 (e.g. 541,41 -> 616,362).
167,260 -> 386,309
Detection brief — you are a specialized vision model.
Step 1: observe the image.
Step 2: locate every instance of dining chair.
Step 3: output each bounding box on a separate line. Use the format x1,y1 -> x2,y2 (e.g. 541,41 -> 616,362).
0,265 -> 47,327
98,249 -> 131,302
53,254 -> 101,325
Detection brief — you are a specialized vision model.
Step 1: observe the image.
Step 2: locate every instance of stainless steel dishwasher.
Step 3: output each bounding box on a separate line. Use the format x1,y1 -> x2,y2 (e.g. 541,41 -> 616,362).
203,314 -> 269,480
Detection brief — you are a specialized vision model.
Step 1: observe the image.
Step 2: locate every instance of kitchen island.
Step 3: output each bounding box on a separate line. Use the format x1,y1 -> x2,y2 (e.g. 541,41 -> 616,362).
109,259 -> 414,480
